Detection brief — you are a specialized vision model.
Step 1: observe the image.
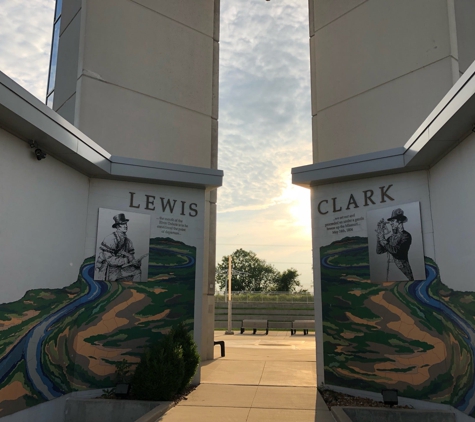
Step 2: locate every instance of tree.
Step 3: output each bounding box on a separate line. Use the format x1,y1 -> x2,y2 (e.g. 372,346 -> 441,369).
216,249 -> 279,292
215,249 -> 301,293
272,268 -> 301,292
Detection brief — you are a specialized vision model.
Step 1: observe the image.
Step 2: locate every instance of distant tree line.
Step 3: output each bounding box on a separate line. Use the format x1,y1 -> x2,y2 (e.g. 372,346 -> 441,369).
215,248 -> 303,292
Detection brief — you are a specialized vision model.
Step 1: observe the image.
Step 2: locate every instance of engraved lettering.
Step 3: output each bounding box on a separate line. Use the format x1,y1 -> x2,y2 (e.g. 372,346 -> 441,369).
318,200 -> 329,215
363,189 -> 375,206
129,192 -> 140,209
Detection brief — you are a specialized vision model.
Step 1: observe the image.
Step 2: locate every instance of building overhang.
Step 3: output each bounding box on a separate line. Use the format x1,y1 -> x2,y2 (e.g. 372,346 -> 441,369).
0,71 -> 223,190
292,59 -> 475,188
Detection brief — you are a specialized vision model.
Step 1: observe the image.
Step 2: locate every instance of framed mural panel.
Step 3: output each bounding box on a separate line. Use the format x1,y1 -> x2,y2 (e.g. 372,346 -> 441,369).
367,201 -> 425,282
94,208 -> 151,282
314,173 -> 475,416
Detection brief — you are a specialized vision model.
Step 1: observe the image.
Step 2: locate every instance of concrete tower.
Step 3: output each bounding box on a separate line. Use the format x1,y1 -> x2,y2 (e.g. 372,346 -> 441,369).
308,0 -> 475,163
48,0 -> 220,359
292,1 -> 475,408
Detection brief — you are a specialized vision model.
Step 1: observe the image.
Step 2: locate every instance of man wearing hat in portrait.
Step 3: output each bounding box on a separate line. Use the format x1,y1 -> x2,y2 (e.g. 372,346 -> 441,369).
95,213 -> 142,281
376,208 -> 414,281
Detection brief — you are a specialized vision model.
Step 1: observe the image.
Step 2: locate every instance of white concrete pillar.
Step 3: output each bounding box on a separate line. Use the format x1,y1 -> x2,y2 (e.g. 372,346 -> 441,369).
53,0 -> 220,361
308,0 -> 469,163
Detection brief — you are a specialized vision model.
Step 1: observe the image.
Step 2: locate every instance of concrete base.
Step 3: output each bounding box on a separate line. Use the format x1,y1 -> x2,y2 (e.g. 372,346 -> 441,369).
0,390 -> 102,422
332,407 -> 456,422
64,398 -> 171,422
325,385 -> 473,422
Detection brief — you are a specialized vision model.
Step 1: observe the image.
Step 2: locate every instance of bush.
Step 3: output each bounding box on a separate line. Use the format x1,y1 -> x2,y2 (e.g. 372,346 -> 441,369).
169,323 -> 200,391
131,323 -> 199,401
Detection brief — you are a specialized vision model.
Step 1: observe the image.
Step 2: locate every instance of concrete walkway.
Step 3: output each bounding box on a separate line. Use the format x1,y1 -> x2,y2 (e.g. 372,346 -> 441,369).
158,330 -> 335,422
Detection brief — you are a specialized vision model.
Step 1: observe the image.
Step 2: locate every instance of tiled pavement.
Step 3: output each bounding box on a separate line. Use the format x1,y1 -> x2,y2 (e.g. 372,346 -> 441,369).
157,330 -> 335,422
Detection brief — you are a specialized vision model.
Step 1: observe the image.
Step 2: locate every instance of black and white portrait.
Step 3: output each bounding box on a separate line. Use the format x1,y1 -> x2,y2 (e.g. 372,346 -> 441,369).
94,209 -> 151,282
367,202 -> 425,282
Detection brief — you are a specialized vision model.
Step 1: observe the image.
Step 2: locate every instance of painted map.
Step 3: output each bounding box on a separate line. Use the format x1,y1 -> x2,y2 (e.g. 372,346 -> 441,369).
0,237 -> 196,417
321,236 -> 475,415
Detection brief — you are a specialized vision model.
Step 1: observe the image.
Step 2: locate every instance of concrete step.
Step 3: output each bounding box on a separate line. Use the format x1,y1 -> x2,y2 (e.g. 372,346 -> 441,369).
332,407 -> 456,422
215,309 -> 315,316
215,302 -> 314,309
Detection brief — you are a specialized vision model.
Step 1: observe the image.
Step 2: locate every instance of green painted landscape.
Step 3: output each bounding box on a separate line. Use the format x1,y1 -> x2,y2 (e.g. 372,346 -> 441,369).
321,236 -> 475,414
0,237 -> 196,417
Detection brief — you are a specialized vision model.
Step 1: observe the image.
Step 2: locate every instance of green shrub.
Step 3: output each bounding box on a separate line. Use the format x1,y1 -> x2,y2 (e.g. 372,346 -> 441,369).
131,323 -> 199,401
131,334 -> 185,401
169,323 -> 200,391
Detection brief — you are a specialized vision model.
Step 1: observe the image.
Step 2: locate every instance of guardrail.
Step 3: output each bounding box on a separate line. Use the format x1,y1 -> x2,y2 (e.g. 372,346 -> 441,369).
215,291 -> 314,303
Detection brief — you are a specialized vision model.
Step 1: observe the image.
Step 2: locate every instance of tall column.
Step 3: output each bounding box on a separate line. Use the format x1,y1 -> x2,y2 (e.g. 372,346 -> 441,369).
52,0 -> 220,360
308,0 -> 472,164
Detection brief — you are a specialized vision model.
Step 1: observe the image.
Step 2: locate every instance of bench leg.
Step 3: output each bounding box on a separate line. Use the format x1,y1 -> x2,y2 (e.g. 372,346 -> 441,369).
214,341 -> 225,357
241,328 -> 244,334
253,329 -> 256,335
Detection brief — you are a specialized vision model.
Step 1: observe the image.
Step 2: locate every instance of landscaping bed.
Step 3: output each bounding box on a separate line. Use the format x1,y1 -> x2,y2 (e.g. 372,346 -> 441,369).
318,388 -> 412,410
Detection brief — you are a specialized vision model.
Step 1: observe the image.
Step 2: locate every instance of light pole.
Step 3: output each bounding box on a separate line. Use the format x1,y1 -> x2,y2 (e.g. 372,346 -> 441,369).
225,255 -> 234,335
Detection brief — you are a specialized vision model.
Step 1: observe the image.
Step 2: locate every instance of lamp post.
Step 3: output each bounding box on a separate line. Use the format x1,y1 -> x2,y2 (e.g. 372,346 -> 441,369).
225,255 -> 234,335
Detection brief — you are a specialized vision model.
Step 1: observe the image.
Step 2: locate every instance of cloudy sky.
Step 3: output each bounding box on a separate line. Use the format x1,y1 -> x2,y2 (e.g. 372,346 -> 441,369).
0,0 -> 314,290
218,1 -> 313,290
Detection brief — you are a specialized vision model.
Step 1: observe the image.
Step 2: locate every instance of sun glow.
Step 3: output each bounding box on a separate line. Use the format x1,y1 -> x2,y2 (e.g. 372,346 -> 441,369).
274,176 -> 311,238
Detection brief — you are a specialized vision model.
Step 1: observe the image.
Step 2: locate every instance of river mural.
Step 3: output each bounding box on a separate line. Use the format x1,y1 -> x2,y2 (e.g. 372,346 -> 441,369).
0,237 -> 196,417
322,236 -> 475,415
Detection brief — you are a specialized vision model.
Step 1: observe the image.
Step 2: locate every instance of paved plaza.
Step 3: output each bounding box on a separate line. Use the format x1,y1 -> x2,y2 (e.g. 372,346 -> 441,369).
159,330 -> 335,422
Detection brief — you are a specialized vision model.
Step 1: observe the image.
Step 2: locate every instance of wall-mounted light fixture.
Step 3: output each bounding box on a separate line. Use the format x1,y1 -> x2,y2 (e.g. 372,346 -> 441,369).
114,383 -> 131,398
381,389 -> 398,407
29,141 -> 47,161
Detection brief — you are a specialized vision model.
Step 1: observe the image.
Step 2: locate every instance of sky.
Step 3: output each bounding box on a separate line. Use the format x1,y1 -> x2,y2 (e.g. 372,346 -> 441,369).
217,1 -> 313,291
0,0 -> 314,291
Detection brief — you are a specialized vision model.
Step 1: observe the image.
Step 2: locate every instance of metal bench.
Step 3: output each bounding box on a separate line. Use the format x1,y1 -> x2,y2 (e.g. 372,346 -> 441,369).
268,321 -> 292,330
291,320 -> 315,335
241,319 -> 268,335
214,340 -> 225,357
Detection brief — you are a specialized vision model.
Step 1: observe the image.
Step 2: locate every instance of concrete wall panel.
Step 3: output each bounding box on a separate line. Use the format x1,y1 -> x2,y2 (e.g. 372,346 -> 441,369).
0,127 -> 89,304
56,92 -> 76,124
313,0 -> 453,112
429,132 -> 475,291
454,0 -> 475,74
77,76 -> 212,166
60,0 -> 82,33
131,0 -> 216,38
313,0 -> 367,33
82,0 -> 213,116
54,11 -> 81,112
314,57 -> 455,162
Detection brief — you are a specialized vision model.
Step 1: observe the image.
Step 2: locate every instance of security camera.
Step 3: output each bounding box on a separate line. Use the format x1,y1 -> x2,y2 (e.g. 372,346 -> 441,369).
35,148 -> 46,161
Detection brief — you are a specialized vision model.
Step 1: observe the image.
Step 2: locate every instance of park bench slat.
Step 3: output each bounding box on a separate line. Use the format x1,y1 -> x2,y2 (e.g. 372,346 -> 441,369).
241,319 -> 268,335
291,320 -> 315,335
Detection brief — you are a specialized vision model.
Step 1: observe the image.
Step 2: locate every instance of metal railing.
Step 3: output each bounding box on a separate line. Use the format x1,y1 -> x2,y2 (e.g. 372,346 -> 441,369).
214,291 -> 314,303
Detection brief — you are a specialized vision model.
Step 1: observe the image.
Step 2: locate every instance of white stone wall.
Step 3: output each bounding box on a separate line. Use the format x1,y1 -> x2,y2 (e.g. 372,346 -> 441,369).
85,179 -> 210,361
429,132 -> 475,292
454,0 -> 475,75
311,171 -> 433,384
0,127 -> 89,303
52,1 -> 220,349
309,0 -> 459,162
54,0 -> 219,169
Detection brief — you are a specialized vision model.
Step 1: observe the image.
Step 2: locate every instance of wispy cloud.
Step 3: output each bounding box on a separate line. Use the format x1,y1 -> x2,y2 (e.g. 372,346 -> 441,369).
218,0 -> 313,288
0,0 -> 54,99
